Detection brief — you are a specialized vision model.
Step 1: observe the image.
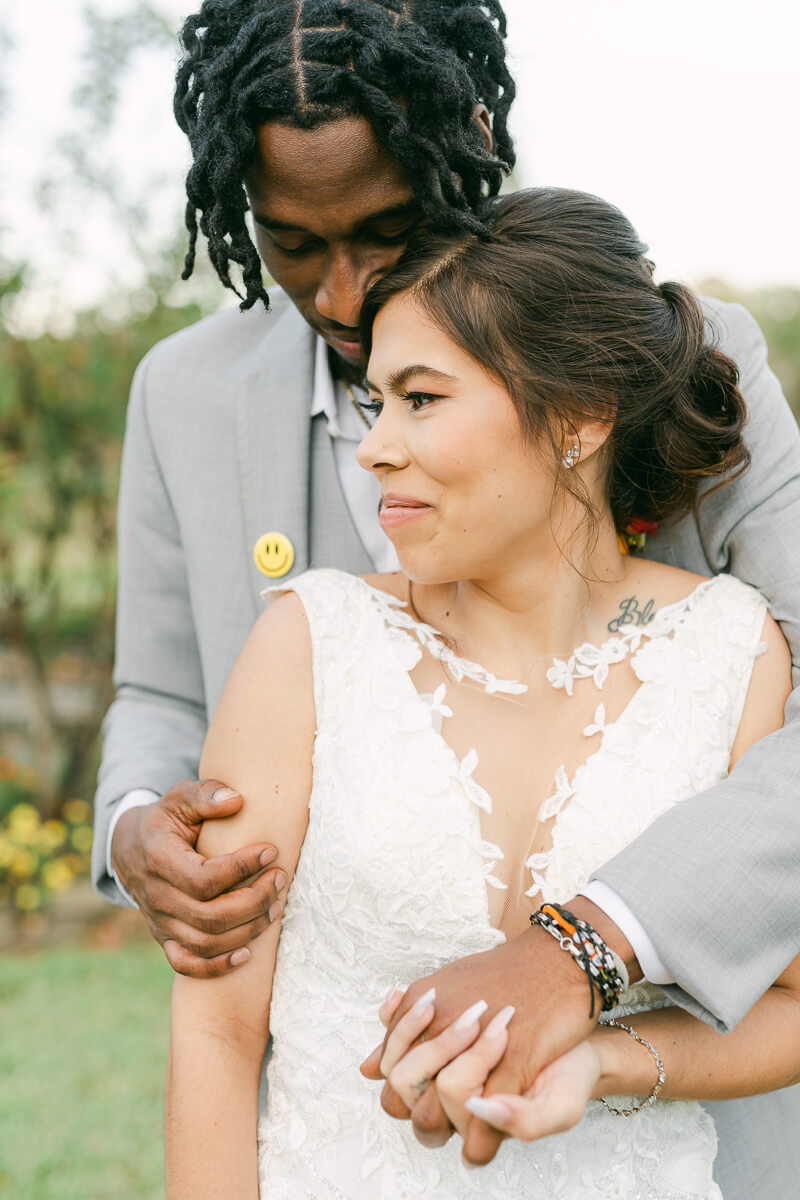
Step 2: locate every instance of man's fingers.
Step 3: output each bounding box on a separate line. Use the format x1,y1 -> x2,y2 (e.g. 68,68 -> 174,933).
158,912 -> 273,960
166,842 -> 281,902
171,778 -> 245,825
462,1055 -> 525,1165
359,1044 -> 385,1080
408,1087 -> 453,1148
380,1081 -> 412,1120
167,865 -> 287,930
161,937 -> 254,979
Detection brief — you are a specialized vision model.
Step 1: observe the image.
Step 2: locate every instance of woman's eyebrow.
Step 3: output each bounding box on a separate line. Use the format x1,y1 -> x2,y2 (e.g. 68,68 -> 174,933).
384,365 -> 458,392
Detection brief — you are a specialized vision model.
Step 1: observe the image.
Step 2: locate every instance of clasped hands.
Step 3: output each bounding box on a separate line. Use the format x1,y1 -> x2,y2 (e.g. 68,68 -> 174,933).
111,782 -> 631,1167
359,931 -> 614,1166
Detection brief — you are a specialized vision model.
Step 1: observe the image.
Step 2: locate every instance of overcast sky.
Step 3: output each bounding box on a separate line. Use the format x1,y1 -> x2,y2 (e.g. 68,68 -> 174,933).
3,0 -> 798,322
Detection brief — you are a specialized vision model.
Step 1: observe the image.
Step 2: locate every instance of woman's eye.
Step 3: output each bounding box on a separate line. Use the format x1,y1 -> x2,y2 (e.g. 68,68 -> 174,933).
360,399 -> 384,417
403,392 -> 441,411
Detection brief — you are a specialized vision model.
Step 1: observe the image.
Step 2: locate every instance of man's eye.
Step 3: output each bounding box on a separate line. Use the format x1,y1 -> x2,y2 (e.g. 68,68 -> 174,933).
269,238 -> 320,256
368,223 -> 420,246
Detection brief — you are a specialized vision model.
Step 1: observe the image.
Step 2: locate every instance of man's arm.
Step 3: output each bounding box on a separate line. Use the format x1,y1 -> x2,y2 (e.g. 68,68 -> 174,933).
93,349 -> 284,974
595,299 -> 800,1032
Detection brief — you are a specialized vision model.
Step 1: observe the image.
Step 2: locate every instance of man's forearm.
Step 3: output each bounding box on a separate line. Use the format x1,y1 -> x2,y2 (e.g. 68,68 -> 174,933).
93,685 -> 207,902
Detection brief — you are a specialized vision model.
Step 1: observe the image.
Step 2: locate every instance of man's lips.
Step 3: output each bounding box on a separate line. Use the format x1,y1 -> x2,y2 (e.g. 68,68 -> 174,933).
379,494 -> 434,528
322,329 -> 362,358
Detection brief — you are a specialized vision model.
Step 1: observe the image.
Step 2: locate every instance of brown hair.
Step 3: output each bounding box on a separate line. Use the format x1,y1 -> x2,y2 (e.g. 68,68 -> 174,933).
360,187 -> 749,537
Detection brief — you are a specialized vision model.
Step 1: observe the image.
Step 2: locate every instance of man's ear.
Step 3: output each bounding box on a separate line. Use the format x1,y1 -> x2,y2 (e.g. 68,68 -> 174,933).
472,103 -> 493,154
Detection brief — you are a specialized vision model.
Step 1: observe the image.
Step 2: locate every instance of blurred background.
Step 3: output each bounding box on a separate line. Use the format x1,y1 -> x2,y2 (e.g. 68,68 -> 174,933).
1,1 -> 798,1196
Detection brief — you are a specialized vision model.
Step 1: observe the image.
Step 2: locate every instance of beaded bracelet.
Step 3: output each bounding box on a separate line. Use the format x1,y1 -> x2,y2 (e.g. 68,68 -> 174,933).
599,1019 -> 666,1117
531,903 -> 629,1018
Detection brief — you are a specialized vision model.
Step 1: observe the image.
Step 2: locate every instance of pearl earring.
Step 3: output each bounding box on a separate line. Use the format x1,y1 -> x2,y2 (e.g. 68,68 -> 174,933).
563,443 -> 580,469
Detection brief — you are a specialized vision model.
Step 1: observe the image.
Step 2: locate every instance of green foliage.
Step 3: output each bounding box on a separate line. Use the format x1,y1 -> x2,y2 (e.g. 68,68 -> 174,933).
0,943 -> 171,1199
0,291 -> 213,817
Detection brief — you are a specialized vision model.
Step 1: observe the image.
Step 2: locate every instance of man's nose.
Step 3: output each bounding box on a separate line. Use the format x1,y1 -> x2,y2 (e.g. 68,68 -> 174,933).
314,251 -> 379,329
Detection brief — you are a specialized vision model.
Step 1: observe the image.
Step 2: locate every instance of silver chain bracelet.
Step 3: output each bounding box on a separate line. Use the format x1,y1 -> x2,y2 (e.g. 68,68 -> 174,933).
599,1019 -> 666,1117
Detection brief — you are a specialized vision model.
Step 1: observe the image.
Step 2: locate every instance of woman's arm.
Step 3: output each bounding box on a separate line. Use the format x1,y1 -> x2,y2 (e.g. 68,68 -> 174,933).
165,593 -> 315,1200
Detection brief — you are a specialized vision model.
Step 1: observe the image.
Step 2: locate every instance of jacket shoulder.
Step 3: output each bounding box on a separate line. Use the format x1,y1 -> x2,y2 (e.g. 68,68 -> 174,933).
137,286 -> 308,389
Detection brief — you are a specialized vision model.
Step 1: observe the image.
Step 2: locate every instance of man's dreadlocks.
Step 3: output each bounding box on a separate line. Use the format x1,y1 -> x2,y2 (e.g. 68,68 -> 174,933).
174,0 -> 516,309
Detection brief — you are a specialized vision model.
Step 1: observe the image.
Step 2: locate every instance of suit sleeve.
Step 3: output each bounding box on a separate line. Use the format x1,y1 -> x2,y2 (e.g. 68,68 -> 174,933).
593,301 -> 800,1033
92,349 -> 208,904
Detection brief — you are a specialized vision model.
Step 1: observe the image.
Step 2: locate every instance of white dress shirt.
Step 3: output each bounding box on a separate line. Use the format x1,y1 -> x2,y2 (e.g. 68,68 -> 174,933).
105,337 -> 672,984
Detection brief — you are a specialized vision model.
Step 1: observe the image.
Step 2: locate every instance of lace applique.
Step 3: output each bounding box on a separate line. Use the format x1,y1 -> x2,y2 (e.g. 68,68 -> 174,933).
364,585 -> 528,697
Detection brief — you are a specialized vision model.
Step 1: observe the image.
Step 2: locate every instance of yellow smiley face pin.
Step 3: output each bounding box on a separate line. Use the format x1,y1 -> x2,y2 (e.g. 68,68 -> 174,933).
253,531 -> 295,578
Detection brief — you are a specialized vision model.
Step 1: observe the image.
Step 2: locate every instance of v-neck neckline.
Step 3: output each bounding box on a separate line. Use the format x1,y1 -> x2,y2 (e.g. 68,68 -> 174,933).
357,573 -> 717,931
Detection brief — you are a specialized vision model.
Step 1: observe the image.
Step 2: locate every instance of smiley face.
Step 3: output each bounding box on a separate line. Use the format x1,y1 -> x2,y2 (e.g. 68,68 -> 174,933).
253,532 -> 295,578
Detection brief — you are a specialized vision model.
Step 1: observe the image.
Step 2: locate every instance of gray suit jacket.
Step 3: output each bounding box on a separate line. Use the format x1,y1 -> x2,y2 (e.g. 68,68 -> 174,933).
94,287 -> 800,1197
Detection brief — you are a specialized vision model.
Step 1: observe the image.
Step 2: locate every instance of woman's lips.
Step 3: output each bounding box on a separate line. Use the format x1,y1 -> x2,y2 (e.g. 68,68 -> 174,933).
379,496 -> 434,528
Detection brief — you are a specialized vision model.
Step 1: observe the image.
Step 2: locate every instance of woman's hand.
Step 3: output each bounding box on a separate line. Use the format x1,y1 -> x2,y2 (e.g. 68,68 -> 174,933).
462,1038 -> 604,1141
371,987 -> 517,1143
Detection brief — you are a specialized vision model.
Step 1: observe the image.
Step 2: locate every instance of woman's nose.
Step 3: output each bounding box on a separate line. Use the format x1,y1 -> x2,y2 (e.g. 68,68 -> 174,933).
356,411 -> 409,476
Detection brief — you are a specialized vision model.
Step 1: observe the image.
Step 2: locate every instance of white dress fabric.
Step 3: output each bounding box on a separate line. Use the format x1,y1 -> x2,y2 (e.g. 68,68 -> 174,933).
257,568 -> 768,1200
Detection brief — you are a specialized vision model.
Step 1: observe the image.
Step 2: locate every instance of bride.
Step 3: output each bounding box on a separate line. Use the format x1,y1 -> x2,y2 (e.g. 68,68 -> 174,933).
165,188 -> 798,1199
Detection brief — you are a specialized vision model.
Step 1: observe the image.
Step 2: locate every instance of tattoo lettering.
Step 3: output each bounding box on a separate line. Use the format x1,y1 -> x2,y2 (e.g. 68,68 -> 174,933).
412,1075 -> 432,1098
608,596 -> 655,634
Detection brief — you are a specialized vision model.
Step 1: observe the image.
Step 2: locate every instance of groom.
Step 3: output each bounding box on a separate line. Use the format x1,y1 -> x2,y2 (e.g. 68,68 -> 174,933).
93,1 -> 800,1194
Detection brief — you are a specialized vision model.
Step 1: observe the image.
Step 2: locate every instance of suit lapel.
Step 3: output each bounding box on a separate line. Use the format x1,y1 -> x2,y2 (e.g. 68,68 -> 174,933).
235,304 -> 316,608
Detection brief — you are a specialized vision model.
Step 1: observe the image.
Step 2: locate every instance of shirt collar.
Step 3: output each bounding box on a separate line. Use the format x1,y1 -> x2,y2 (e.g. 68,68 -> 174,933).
311,336 -> 368,441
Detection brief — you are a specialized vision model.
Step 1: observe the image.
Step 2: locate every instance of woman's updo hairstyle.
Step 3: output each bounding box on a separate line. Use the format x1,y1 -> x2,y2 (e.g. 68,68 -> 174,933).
360,187 -> 749,536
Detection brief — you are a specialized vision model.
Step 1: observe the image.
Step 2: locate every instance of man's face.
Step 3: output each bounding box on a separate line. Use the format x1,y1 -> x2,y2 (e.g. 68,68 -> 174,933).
245,115 -> 424,370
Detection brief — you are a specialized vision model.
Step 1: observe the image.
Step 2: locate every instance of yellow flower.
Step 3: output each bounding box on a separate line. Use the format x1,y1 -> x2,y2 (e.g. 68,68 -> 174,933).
38,820 -> 67,852
69,825 -> 93,854
15,884 -> 42,911
42,858 -> 75,893
0,836 -> 15,868
9,803 -> 40,830
63,799 -> 92,824
10,848 -> 38,878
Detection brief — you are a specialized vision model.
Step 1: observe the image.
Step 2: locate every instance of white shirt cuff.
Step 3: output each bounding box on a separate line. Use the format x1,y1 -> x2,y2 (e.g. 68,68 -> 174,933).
580,880 -> 676,986
106,788 -> 160,908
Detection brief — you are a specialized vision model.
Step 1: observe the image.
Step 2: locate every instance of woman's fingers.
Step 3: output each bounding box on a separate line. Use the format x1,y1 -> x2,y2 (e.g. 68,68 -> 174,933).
378,986 -> 407,1027
435,1005 -> 515,1138
379,987 -> 438,1079
386,999 -> 490,1110
463,1041 -> 601,1144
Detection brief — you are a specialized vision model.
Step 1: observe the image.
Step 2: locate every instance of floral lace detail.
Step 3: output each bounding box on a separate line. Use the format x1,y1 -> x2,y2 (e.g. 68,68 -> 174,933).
364,585 -> 528,697
530,577 -> 768,900
256,568 -> 766,1199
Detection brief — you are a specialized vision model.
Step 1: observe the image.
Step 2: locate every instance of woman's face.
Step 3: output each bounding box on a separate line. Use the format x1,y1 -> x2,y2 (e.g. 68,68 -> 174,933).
358,292 -> 565,585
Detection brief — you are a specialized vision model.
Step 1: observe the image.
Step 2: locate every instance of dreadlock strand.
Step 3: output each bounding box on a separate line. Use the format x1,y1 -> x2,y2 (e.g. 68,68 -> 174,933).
174,0 -> 516,308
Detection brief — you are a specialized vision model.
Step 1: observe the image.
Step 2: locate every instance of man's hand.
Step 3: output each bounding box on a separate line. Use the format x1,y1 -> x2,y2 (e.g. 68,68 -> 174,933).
361,899 -> 637,1166
110,778 -> 286,978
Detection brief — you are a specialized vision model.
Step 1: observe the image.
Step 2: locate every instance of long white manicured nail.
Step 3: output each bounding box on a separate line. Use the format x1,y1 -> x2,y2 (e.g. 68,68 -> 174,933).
410,987 -> 436,1016
465,1096 -> 512,1124
384,983 -> 406,1004
454,999 -> 489,1032
484,1005 -> 515,1038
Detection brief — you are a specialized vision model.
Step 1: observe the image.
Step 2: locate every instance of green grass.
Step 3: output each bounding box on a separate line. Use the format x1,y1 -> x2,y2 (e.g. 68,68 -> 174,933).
0,942 -> 172,1200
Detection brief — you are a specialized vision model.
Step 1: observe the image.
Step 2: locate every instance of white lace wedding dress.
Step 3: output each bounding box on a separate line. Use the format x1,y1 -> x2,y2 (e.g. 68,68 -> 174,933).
256,568 -> 767,1199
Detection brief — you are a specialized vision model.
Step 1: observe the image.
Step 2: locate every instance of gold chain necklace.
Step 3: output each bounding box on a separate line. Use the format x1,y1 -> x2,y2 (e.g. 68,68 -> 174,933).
344,383 -> 372,430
